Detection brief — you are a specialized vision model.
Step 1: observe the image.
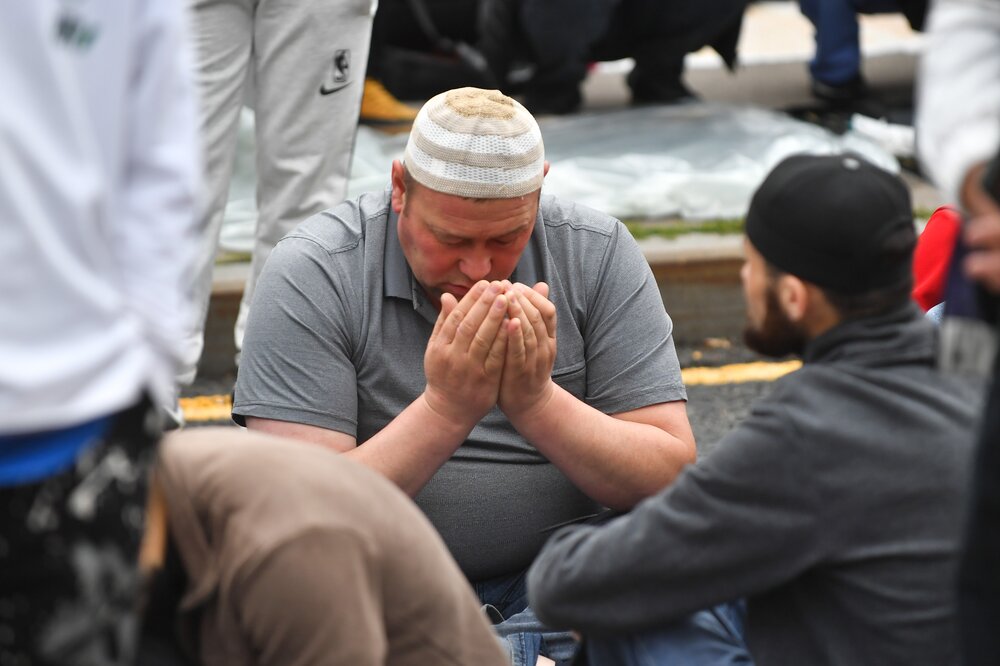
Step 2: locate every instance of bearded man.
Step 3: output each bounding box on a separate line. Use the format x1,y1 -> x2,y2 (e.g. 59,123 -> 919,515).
527,153 -> 981,666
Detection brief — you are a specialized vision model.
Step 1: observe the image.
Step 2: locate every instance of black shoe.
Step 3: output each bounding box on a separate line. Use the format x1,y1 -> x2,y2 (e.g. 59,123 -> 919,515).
810,74 -> 889,119
522,86 -> 582,115
628,68 -> 698,106
630,81 -> 699,106
810,74 -> 868,104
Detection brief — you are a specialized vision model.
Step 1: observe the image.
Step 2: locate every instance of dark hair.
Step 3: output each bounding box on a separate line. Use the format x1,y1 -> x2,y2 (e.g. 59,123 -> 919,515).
400,163 -> 418,193
819,280 -> 914,320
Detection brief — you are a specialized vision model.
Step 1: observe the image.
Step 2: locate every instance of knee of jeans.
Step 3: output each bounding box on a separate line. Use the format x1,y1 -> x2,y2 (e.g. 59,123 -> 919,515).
498,630 -> 542,666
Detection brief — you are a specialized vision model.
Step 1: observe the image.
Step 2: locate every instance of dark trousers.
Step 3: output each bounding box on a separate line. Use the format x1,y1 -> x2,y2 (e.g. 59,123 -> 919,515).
798,0 -> 905,85
0,399 -> 158,666
958,350 -> 1000,665
521,0 -> 746,97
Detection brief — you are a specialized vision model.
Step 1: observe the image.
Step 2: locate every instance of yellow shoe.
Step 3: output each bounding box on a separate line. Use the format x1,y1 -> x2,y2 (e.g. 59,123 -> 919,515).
360,78 -> 419,132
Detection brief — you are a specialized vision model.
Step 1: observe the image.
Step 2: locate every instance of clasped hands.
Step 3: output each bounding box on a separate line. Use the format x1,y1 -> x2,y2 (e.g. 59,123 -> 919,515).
423,280 -> 558,427
964,209 -> 1000,294
961,164 -> 1000,293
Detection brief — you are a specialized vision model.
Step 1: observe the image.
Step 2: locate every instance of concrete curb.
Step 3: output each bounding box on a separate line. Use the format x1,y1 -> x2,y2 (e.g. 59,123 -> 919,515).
644,236 -> 747,346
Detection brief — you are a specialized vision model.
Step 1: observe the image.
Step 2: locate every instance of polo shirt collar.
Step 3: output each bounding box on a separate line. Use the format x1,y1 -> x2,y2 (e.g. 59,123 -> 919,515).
511,207 -> 544,286
383,205 -> 414,302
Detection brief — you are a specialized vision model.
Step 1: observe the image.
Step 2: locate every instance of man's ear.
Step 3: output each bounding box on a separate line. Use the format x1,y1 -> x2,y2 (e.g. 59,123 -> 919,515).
776,274 -> 809,323
390,160 -> 406,213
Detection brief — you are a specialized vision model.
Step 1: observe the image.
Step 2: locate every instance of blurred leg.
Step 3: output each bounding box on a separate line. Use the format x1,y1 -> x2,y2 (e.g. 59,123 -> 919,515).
476,570 -> 579,666
799,0 -> 861,86
240,0 -> 375,347
595,0 -> 746,104
799,0 -> 902,87
179,0 -> 254,384
519,0 -> 616,114
584,602 -> 753,666
0,401 -> 159,665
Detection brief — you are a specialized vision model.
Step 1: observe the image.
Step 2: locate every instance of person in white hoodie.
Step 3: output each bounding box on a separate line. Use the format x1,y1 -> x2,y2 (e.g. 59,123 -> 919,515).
0,1 -> 201,663
918,2 -> 1000,663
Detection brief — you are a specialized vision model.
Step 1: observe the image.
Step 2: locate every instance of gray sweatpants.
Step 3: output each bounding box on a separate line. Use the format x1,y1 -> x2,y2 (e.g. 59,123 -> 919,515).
180,0 -> 375,382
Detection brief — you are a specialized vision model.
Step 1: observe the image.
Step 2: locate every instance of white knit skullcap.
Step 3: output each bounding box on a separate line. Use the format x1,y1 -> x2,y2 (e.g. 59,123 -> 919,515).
403,87 -> 545,199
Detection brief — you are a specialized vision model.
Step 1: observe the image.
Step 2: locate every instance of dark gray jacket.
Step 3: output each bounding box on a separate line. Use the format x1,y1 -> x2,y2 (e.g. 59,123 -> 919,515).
528,305 -> 979,666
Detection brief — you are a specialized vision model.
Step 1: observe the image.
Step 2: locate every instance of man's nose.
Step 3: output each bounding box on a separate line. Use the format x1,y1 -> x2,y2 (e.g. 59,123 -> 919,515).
459,252 -> 492,281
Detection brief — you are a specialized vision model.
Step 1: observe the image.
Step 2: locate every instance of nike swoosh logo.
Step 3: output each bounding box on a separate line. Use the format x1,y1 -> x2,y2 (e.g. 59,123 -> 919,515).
319,81 -> 351,96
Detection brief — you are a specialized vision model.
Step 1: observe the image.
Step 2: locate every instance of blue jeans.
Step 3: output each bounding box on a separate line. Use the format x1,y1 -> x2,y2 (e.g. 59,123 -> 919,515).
798,0 -> 903,85
476,568 -> 750,666
584,601 -> 752,666
475,570 -> 579,666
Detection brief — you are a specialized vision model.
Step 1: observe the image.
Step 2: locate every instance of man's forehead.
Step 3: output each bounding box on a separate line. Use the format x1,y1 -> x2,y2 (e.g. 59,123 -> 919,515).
411,187 -> 538,228
424,216 -> 535,238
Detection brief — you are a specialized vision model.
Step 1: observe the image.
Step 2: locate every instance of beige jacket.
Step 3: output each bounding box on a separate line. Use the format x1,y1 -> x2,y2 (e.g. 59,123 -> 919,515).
156,428 -> 507,666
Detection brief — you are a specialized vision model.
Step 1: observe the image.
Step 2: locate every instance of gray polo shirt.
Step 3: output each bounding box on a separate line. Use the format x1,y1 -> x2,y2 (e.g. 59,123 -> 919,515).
234,187 -> 686,580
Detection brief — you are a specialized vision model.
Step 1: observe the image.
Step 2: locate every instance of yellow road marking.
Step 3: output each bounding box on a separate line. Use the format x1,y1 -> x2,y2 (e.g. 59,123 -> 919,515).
179,361 -> 802,422
179,394 -> 232,423
682,360 -> 801,386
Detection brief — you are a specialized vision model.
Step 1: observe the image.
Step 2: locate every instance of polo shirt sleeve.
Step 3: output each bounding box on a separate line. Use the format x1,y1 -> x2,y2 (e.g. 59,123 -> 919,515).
580,222 -> 687,413
233,233 -> 361,436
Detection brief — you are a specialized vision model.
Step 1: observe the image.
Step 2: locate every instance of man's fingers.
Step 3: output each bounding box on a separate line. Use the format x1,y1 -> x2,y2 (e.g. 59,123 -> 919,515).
440,281 -> 489,345
531,281 -> 550,299
506,317 -> 526,367
521,283 -> 557,338
470,294 -> 508,363
966,214 -> 1000,249
965,252 -> 1000,294
485,321 -> 509,378
508,290 -> 538,356
962,166 -> 1000,218
964,215 -> 1000,294
514,286 -> 550,351
455,282 -> 508,355
432,292 -> 458,342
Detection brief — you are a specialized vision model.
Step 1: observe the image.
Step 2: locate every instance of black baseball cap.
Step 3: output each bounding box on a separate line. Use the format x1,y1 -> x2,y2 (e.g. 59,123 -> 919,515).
745,153 -> 915,294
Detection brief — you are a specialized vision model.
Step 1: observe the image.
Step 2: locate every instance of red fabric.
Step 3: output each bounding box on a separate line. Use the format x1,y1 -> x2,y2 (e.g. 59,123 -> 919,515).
912,206 -> 962,311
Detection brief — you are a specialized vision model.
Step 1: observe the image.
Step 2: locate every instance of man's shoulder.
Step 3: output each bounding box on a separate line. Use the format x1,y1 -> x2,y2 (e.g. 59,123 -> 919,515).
285,189 -> 391,257
536,195 -> 635,279
758,361 -> 882,414
539,194 -> 622,238
754,354 -> 980,439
